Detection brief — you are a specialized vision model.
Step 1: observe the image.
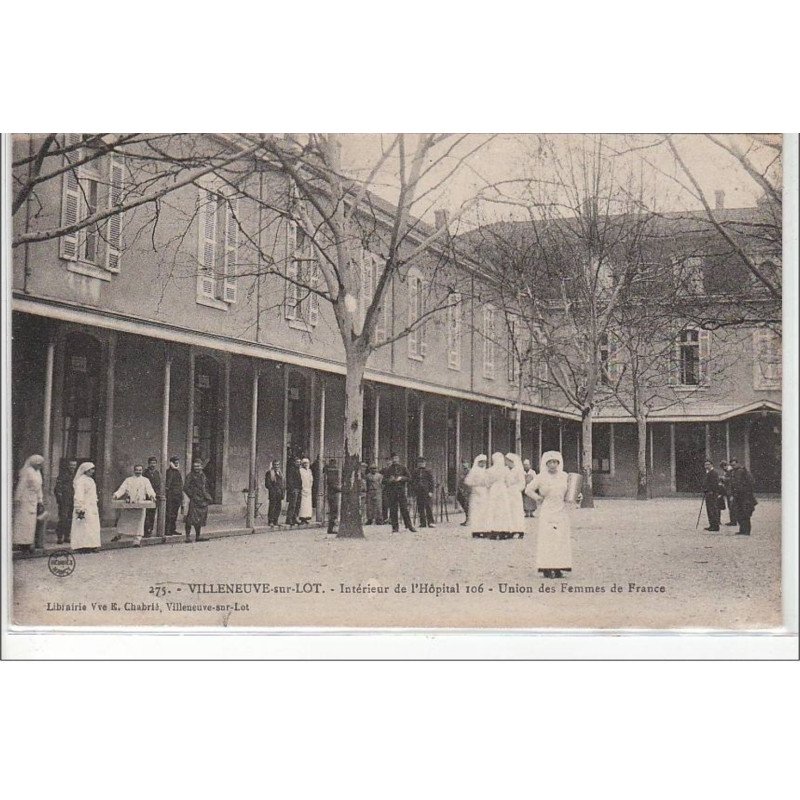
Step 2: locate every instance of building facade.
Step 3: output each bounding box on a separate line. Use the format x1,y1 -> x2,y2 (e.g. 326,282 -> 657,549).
10,135 -> 782,532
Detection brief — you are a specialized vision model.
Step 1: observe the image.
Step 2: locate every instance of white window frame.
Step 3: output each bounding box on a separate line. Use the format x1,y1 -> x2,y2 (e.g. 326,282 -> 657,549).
60,134 -> 121,281
285,220 -> 319,329
753,329 -> 782,390
674,326 -> 710,388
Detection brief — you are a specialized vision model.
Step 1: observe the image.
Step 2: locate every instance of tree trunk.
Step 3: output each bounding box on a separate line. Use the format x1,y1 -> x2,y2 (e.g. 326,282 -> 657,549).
337,346 -> 367,538
580,407 -> 595,508
514,403 -> 522,455
636,412 -> 649,500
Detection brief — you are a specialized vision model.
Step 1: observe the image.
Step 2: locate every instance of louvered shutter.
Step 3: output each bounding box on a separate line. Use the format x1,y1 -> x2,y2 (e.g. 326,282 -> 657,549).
698,329 -> 711,385
223,198 -> 238,303
197,189 -> 217,299
419,278 -> 428,357
607,334 -> 621,383
360,249 -> 372,331
60,133 -> 82,261
668,330 -> 680,386
483,307 -> 495,378
105,152 -> 124,272
447,293 -> 461,369
375,261 -> 388,342
308,264 -> 320,326
753,329 -> 781,389
285,222 -> 298,320
408,275 -> 419,356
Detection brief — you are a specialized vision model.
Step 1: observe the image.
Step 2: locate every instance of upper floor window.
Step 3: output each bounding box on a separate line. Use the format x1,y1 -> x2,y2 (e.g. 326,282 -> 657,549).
407,270 -> 427,359
675,256 -> 705,295
285,221 -> 319,328
197,188 -> 238,308
599,332 -> 620,387
60,133 -> 124,274
753,329 -> 782,389
358,248 -> 390,342
674,327 -> 710,387
483,305 -> 496,379
447,293 -> 462,370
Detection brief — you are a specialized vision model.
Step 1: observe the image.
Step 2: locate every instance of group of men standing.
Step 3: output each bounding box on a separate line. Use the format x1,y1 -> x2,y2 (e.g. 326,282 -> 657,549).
52,455 -> 214,546
702,457 -> 757,535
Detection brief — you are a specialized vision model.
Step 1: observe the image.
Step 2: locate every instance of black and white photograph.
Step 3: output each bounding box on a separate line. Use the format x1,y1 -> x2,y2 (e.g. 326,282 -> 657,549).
3,132 -> 792,632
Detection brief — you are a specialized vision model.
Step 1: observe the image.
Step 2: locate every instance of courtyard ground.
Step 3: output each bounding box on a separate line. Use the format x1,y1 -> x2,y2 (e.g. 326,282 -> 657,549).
11,497 -> 783,630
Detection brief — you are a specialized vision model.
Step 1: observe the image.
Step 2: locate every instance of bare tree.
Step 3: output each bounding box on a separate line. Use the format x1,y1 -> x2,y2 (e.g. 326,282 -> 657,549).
463,135 -> 659,507
219,134 -> 492,537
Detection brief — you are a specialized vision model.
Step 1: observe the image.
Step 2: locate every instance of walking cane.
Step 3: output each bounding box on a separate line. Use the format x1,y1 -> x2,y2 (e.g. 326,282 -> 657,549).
695,494 -> 705,530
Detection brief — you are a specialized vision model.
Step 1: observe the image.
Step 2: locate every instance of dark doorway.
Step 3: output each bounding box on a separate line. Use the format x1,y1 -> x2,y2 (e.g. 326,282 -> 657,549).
446,402 -> 458,494
749,414 -> 781,493
406,393 -> 420,467
62,332 -> 102,464
286,370 -> 311,462
674,423 -> 706,493
193,355 -> 222,503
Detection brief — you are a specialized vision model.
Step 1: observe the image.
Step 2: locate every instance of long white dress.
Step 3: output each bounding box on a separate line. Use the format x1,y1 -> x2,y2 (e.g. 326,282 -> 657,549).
464,455 -> 489,536
525,451 -> 573,572
505,453 -> 527,536
299,467 -> 314,520
71,467 -> 102,550
13,457 -> 44,546
485,452 -> 513,535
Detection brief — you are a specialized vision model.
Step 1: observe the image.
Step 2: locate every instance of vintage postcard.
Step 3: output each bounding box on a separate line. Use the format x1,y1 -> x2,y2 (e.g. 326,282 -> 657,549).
4,133 -> 793,635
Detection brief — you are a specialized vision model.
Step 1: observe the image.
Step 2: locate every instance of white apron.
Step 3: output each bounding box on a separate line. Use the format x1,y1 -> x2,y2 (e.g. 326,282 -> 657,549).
299,468 -> 314,520
71,476 -> 102,550
530,471 -> 573,571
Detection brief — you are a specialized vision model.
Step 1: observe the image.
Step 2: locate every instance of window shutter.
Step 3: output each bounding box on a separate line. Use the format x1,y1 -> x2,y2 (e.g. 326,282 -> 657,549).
375,261 -> 388,342
753,329 -> 782,389
60,133 -> 82,261
105,152 -> 124,272
197,189 -> 217,299
408,275 -> 419,357
419,279 -> 428,357
483,307 -> 495,378
360,249 -> 372,331
447,293 -> 461,369
223,198 -> 238,303
607,334 -> 621,383
668,331 -> 680,386
308,264 -> 320,326
698,328 -> 711,384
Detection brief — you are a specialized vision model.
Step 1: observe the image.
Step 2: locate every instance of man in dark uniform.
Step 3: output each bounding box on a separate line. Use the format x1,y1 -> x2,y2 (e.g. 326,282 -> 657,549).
285,457 -> 302,525
730,457 -> 757,536
324,458 -> 341,534
701,459 -> 724,532
379,456 -> 393,524
54,458 -> 77,545
184,458 -> 212,542
383,453 -> 416,533
412,456 -> 436,528
164,456 -> 184,536
143,456 -> 162,537
264,460 -> 285,526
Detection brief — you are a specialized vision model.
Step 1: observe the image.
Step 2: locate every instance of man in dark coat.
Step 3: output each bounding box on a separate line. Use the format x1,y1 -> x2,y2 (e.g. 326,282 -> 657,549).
184,458 -> 212,542
412,456 -> 436,528
324,458 -> 341,534
383,453 -> 416,533
143,456 -> 162,537
379,456 -> 393,524
730,457 -> 757,536
164,456 -> 184,536
264,460 -> 285,526
53,458 -> 78,544
285,457 -> 302,525
720,461 -> 737,527
456,459 -> 471,526
701,459 -> 725,532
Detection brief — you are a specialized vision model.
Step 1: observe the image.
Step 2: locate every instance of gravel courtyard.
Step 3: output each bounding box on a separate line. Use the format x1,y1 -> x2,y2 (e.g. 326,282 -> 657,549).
11,497 -> 783,630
